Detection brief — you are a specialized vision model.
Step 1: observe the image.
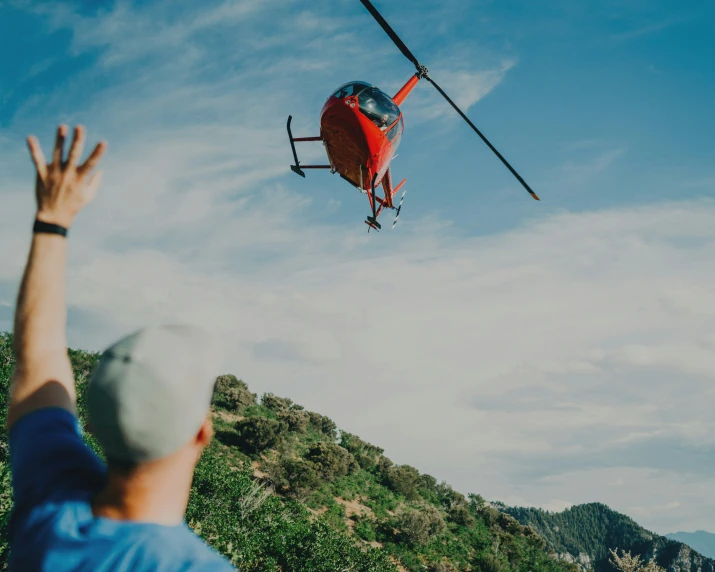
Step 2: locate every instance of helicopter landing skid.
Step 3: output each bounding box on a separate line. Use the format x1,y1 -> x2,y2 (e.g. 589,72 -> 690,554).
286,115 -> 330,177
365,173 -> 383,232
365,216 -> 382,232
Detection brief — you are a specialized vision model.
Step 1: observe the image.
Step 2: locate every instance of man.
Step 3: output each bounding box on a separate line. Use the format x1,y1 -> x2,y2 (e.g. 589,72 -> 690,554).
6,124 -> 235,570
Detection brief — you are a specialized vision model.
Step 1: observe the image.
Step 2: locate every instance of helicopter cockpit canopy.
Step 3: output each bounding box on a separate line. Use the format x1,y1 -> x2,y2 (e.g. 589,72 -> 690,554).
357,87 -> 401,130
331,82 -> 402,131
332,81 -> 372,99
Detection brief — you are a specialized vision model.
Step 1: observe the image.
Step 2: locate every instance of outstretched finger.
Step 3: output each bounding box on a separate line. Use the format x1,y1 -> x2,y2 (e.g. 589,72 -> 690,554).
66,125 -> 85,168
78,141 -> 107,175
52,125 -> 68,166
26,136 -> 48,180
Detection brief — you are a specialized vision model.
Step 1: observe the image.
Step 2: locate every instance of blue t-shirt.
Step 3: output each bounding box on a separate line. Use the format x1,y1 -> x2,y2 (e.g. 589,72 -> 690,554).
8,407 -> 235,571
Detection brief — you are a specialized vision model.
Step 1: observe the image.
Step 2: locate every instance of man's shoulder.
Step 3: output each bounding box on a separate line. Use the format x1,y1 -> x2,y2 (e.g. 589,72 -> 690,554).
11,503 -> 235,571
91,520 -> 235,569
156,524 -> 235,567
111,521 -> 235,569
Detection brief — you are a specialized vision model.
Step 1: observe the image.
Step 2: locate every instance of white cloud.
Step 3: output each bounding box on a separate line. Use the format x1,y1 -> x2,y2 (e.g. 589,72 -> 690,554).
545,147 -> 627,188
611,18 -> 685,42
399,58 -> 517,126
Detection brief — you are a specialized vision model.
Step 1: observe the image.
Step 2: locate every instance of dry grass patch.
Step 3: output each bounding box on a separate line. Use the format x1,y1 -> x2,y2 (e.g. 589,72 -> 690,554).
213,409 -> 245,423
336,496 -> 374,519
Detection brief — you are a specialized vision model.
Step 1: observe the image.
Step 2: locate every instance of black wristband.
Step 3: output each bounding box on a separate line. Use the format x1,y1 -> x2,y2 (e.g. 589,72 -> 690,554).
33,219 -> 68,237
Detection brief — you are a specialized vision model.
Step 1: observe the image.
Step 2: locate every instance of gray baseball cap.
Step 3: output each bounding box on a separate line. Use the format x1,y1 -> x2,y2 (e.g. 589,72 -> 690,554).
86,324 -> 225,464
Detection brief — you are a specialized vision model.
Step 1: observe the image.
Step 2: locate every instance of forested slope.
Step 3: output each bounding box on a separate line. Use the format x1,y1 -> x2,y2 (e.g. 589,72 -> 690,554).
502,503 -> 715,572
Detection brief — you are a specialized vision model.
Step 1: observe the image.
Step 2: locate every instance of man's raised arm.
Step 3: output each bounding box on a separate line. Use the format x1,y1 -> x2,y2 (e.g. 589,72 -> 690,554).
6,125 -> 106,430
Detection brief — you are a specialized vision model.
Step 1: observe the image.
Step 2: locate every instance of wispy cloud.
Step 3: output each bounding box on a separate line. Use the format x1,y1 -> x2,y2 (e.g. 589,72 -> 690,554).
561,139 -> 604,151
538,146 -> 627,191
560,147 -> 626,181
399,58 -> 517,125
611,18 -> 684,42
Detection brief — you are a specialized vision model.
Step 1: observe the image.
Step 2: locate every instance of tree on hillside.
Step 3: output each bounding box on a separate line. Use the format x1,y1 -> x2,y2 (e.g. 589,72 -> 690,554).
393,502 -> 447,545
385,464 -> 423,501
609,549 -> 666,572
261,392 -> 294,412
264,456 -> 321,499
307,412 -> 338,439
304,442 -> 358,481
212,375 -> 256,412
233,416 -> 287,454
277,409 -> 310,433
339,432 -> 384,470
448,502 -> 476,527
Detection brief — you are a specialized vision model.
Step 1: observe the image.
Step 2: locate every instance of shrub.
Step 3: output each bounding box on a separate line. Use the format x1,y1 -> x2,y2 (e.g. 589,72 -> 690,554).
385,465 -> 423,501
277,409 -> 310,433
420,473 -> 438,494
353,515 -> 378,542
428,561 -> 459,572
233,416 -> 286,454
375,456 -> 393,479
472,552 -> 508,572
468,493 -> 488,518
393,503 -> 446,545
304,442 -> 358,482
262,392 -> 293,412
265,456 -> 321,498
320,417 -> 337,438
447,503 -> 475,527
307,412 -> 338,439
435,482 -> 467,510
340,432 -> 384,470
242,404 -> 277,419
213,375 -> 256,412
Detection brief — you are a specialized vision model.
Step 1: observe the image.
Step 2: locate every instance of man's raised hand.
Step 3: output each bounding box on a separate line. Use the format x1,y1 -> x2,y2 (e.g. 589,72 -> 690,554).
27,125 -> 107,229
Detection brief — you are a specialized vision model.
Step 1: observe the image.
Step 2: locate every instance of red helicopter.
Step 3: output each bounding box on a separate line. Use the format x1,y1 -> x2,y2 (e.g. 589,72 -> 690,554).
287,0 -> 540,232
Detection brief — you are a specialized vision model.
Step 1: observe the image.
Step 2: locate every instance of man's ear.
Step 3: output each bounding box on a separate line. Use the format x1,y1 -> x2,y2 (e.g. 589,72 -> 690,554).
195,414 -> 214,448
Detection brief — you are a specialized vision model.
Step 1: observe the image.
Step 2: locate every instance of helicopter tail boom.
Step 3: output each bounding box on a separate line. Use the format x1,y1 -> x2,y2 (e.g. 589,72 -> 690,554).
393,74 -> 421,106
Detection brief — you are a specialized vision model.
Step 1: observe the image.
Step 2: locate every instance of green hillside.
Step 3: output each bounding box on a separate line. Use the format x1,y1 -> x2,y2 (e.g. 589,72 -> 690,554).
0,332 -> 577,571
501,503 -> 715,572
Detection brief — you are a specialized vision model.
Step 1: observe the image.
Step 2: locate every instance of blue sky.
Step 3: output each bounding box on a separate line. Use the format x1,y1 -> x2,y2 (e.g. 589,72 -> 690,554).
2,0 -> 715,536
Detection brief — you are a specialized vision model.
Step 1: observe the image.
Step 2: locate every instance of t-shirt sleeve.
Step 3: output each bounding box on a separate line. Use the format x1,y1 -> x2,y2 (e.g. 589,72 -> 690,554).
8,407 -> 106,513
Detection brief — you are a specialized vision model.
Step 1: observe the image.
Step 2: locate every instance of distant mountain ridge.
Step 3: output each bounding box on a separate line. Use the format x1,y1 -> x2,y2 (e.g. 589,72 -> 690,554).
500,502 -> 715,572
666,531 -> 715,559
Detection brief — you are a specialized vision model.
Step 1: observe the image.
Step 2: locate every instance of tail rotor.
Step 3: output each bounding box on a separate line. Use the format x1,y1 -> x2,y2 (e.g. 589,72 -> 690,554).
392,189 -> 407,229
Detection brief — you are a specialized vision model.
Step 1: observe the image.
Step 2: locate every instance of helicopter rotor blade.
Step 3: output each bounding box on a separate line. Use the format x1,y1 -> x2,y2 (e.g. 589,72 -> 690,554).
359,0 -> 424,73
359,0 -> 539,201
425,76 -> 540,201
